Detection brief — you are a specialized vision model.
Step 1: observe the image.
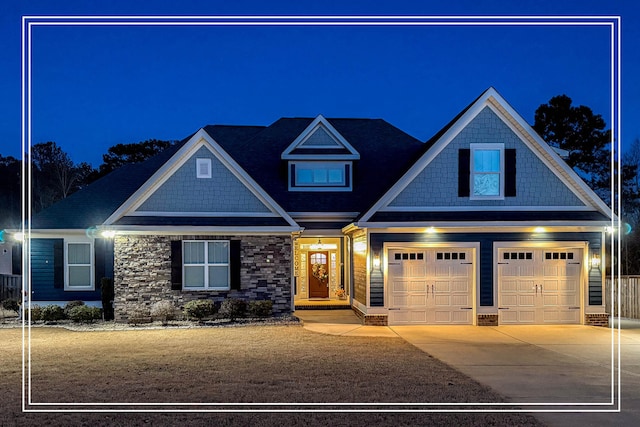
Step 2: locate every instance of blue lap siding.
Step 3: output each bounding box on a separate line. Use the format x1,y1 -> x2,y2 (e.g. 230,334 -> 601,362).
368,232 -> 602,307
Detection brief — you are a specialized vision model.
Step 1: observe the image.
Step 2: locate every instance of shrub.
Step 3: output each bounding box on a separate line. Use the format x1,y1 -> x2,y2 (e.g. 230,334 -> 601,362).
248,300 -> 273,318
151,300 -> 176,325
41,305 -> 66,322
64,300 -> 85,318
219,298 -> 247,321
127,305 -> 152,325
2,298 -> 20,313
101,277 -> 114,321
27,305 -> 42,321
68,305 -> 102,323
183,299 -> 215,321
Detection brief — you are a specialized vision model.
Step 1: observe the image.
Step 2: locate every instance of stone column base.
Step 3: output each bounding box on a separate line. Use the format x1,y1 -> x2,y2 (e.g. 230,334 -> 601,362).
477,314 -> 499,326
585,313 -> 609,327
351,307 -> 388,326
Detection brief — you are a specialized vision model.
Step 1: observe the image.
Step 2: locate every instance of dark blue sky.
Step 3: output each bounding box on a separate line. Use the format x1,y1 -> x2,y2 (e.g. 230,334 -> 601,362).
1,1 -> 638,167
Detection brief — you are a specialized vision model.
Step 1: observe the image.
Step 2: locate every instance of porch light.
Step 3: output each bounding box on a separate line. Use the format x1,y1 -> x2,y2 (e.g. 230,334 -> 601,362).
353,241 -> 366,253
373,255 -> 381,268
533,227 -> 546,233
310,239 -> 333,250
101,230 -> 116,239
590,253 -> 601,269
425,227 -> 436,234
13,232 -> 24,242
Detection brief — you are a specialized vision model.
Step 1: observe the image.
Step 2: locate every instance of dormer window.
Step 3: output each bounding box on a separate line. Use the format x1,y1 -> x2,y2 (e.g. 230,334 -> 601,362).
289,161 -> 351,191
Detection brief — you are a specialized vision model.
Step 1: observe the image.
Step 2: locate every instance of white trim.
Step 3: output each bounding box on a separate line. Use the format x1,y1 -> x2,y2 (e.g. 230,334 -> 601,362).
64,237 -> 94,291
195,158 -> 212,178
380,205 -> 597,212
360,87 -> 613,222
99,226 -> 302,235
182,240 -> 230,291
288,160 -> 353,191
359,223 -> 610,232
469,143 -> 504,200
281,114 -> 360,160
103,129 -> 299,228
383,241 -> 479,325
126,211 -> 279,217
290,212 -> 360,219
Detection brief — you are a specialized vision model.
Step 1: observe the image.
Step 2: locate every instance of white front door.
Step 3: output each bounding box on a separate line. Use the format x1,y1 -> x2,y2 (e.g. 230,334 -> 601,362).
498,248 -> 582,324
387,248 -> 473,325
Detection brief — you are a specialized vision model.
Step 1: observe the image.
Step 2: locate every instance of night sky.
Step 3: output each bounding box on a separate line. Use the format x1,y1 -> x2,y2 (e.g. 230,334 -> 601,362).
1,1 -> 638,167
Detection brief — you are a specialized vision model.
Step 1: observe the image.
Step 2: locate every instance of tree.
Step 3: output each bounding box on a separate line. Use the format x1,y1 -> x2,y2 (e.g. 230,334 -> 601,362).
533,95 -> 611,200
0,155 -> 22,229
97,139 -> 175,177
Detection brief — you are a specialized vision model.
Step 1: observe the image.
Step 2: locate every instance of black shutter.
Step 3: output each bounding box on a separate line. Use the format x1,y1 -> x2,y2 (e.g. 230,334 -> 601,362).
505,149 -> 516,197
53,239 -> 63,289
458,149 -> 470,197
11,243 -> 22,275
170,240 -> 182,290
230,240 -> 241,290
94,239 -> 106,288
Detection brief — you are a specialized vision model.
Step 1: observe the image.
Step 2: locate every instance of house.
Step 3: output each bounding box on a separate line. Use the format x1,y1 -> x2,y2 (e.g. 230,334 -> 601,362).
24,88 -> 613,325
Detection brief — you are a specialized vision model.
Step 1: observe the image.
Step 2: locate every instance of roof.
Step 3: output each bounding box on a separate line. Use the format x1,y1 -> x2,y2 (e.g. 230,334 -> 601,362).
30,118 -> 424,229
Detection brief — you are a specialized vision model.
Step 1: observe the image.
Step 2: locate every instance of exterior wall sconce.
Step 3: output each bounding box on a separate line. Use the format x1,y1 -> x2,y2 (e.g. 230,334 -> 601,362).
13,232 -> 24,242
373,255 -> 381,269
101,230 -> 116,239
590,253 -> 601,269
353,241 -> 366,253
533,227 -> 546,233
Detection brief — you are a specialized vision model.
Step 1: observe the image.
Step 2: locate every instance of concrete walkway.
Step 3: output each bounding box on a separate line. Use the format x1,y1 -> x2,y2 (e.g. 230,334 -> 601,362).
294,310 -> 640,426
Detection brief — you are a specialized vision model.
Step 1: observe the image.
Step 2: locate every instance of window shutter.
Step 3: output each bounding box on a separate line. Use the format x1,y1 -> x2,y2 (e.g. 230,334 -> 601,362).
458,149 -> 470,197
230,240 -> 241,290
53,239 -> 64,289
170,240 -> 182,290
505,149 -> 516,197
11,243 -> 22,275
94,239 -> 106,287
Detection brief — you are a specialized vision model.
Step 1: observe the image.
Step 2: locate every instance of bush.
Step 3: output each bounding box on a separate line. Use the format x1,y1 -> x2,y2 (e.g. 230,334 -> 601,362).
2,298 -> 20,313
248,300 -> 273,318
68,305 -> 102,323
219,298 -> 247,321
64,300 -> 85,318
27,305 -> 42,321
183,300 -> 216,321
41,305 -> 66,322
101,277 -> 114,321
127,305 -> 152,325
151,300 -> 176,325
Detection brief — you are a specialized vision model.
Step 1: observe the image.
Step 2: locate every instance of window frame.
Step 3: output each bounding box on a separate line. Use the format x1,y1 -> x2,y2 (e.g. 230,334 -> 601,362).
196,158 -> 212,179
288,161 -> 352,191
470,143 -> 505,200
64,239 -> 94,291
182,240 -> 231,291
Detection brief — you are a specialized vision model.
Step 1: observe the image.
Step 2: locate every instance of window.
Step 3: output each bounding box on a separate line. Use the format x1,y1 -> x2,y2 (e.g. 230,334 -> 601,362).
471,144 -> 504,199
196,158 -> 212,178
183,240 -> 230,290
289,161 -> 351,191
66,242 -> 93,290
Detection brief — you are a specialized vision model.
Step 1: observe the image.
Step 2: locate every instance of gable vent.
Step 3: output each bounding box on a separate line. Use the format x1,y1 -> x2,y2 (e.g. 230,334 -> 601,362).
196,158 -> 212,178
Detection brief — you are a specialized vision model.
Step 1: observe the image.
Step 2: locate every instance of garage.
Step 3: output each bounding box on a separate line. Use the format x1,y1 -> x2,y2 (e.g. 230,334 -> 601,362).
498,247 -> 582,324
387,247 -> 474,325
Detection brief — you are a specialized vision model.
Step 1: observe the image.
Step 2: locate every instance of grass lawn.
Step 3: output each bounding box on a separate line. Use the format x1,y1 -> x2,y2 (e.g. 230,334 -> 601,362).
0,324 -> 543,426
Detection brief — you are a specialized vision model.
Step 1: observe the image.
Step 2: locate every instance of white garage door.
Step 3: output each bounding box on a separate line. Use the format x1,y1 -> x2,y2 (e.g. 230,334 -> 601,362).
387,248 -> 473,325
498,247 -> 582,324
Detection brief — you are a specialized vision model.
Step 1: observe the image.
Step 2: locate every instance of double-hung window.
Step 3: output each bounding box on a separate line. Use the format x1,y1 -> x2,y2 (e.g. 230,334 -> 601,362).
183,240 -> 230,290
470,143 -> 504,199
65,241 -> 93,290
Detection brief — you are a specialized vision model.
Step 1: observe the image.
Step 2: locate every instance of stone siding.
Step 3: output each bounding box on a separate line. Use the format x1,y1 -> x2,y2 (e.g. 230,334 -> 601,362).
113,235 -> 291,322
477,314 -> 498,326
585,313 -> 609,327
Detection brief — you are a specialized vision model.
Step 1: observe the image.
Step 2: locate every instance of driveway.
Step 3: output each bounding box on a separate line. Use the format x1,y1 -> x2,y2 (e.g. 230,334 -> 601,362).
295,311 -> 640,426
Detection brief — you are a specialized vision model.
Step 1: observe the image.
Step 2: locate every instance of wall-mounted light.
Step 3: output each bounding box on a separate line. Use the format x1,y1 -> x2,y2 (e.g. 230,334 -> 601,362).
13,232 -> 24,242
590,253 -> 601,269
373,255 -> 381,269
353,241 -> 366,253
425,227 -> 436,234
533,227 -> 546,233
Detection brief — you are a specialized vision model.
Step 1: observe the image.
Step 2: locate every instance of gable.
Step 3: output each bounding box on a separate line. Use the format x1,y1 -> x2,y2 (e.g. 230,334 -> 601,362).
387,106 -> 585,209
135,146 -> 272,215
281,115 -> 360,160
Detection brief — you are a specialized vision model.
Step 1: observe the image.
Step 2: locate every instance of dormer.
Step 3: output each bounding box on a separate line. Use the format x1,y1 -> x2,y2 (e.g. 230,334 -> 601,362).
281,115 -> 360,192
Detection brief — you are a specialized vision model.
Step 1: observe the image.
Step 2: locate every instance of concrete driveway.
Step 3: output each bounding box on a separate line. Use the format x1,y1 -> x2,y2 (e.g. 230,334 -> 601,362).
295,311 -> 640,426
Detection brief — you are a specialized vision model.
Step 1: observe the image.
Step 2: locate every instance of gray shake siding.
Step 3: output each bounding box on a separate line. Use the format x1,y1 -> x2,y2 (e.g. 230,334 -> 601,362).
388,107 -> 584,208
113,234 -> 291,322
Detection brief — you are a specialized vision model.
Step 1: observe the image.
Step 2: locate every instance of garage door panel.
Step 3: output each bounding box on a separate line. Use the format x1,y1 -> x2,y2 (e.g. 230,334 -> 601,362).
499,247 -> 582,325
451,294 -> 469,306
408,294 -> 427,307
452,280 -> 469,292
392,295 -> 408,306
392,280 -> 409,292
435,265 -> 449,277
411,265 -> 426,276
409,281 -> 427,292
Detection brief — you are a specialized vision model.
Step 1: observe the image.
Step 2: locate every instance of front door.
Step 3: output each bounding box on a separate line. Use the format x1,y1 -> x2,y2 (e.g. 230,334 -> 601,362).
308,251 -> 329,298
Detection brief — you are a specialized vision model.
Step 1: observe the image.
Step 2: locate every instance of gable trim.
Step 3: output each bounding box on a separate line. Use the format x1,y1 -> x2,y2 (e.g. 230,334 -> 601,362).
281,114 -> 360,160
380,205 -> 597,212
103,129 -> 299,228
360,88 -> 612,222
125,211 -> 280,217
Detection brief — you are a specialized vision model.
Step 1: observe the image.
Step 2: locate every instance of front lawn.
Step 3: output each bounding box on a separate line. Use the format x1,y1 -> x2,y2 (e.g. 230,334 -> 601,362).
0,325 -> 543,426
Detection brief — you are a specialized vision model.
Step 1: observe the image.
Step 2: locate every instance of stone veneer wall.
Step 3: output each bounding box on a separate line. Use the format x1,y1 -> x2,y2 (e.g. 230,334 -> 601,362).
352,231 -> 367,306
477,314 -> 498,326
113,235 -> 291,322
585,313 -> 609,327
